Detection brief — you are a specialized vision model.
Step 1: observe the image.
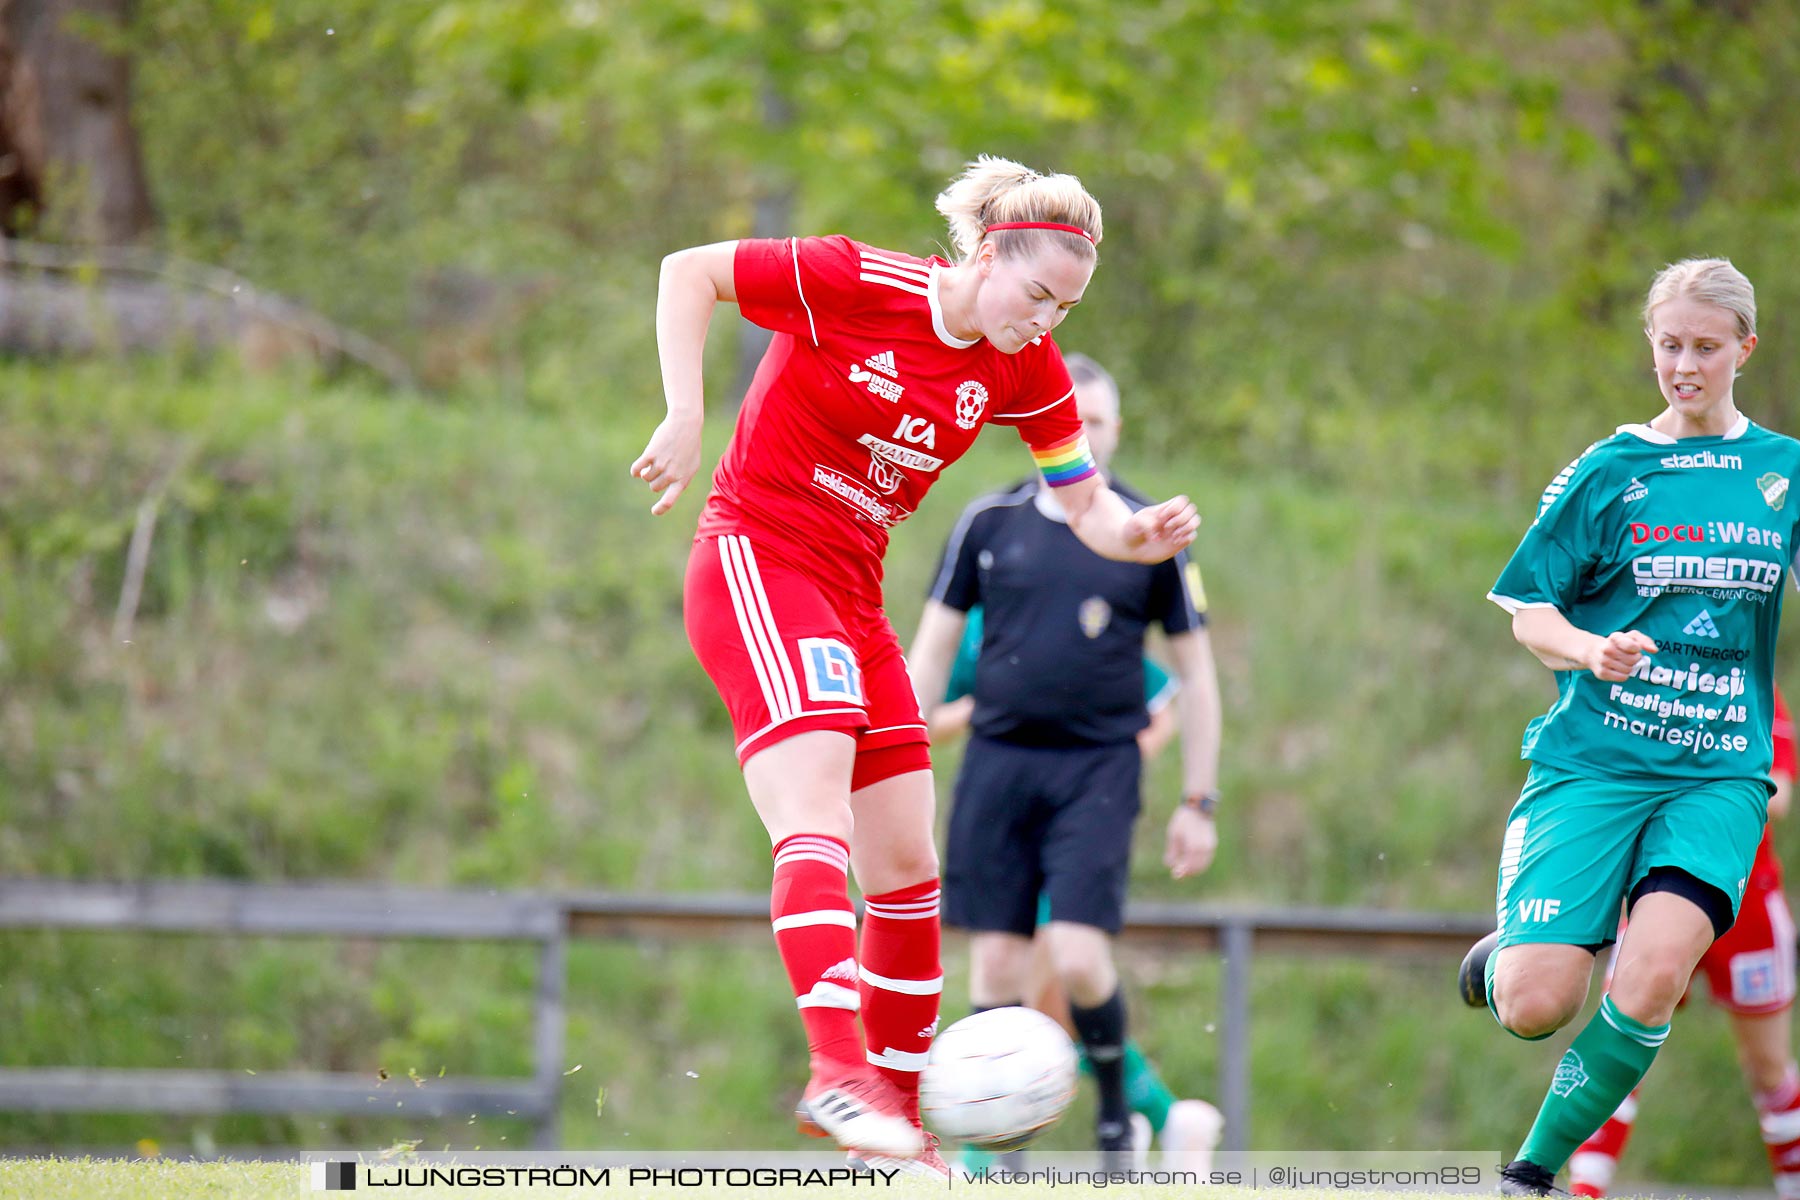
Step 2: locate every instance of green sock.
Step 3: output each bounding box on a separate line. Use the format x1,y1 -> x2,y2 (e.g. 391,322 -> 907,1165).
1515,994 -> 1668,1173
1124,1042 -> 1175,1132
959,1144 -> 996,1175
1080,1039 -> 1177,1132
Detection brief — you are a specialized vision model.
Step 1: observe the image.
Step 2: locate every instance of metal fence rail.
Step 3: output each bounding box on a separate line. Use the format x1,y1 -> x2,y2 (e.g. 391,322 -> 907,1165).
0,879 -> 1494,1152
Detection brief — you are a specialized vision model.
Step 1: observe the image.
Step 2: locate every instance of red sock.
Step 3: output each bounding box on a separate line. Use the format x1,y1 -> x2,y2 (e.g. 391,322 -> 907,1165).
858,878 -> 942,1123
770,834 -> 862,1074
1568,1088 -> 1639,1198
1756,1062 -> 1800,1200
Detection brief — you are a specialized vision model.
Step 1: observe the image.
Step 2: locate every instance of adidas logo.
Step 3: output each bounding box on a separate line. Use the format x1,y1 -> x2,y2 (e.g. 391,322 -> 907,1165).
1683,610 -> 1720,638
1623,477 -> 1648,503
822,957 -> 859,983
918,1018 -> 940,1040
865,350 -> 898,378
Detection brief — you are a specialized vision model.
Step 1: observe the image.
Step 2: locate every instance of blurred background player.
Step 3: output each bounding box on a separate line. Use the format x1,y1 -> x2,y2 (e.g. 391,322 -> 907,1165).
1566,685 -> 1800,1198
926,590 -> 1223,1174
908,352 -> 1223,1168
631,158 -> 1199,1173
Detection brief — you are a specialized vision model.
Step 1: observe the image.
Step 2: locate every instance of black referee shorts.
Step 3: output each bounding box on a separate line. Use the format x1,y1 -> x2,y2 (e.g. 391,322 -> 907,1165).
942,734 -> 1143,937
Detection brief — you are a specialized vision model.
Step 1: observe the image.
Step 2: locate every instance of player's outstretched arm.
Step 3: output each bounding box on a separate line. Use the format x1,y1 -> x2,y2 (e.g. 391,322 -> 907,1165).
1510,606 -> 1657,683
1051,475 -> 1199,564
907,599 -> 969,741
630,241 -> 739,515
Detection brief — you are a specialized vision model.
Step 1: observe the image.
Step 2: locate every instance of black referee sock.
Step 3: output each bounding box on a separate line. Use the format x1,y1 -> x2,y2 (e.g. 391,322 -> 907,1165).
1070,989 -> 1130,1143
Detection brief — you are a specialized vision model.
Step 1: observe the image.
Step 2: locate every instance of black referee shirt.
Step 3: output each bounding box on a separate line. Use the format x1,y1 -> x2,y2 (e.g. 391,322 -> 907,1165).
928,478 -> 1204,747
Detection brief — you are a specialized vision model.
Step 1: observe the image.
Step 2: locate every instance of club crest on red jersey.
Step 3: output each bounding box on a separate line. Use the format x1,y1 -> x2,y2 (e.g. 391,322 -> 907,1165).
954,380 -> 989,430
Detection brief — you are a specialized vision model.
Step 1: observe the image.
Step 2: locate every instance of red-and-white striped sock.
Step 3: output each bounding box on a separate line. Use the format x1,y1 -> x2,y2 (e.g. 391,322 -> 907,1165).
1568,1087 -> 1639,1198
1757,1062 -> 1800,1200
858,878 -> 942,1123
770,834 -> 862,1075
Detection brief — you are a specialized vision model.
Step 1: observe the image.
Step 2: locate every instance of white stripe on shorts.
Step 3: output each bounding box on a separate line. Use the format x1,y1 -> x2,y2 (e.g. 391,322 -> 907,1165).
724,536 -> 803,718
718,537 -> 790,723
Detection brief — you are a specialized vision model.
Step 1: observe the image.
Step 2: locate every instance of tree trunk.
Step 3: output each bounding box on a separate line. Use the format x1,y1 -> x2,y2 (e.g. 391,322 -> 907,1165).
0,0 -> 155,242
729,77 -> 794,410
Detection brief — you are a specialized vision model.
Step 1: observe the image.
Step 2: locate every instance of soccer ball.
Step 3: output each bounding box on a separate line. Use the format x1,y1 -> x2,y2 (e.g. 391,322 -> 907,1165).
919,1006 -> 1079,1150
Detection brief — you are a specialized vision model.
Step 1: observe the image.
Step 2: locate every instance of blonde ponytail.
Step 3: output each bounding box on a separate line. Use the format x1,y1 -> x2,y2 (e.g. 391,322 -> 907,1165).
934,155 -> 1102,262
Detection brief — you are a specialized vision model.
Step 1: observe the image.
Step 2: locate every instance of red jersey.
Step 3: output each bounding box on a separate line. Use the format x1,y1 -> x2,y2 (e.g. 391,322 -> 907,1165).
695,236 -> 1091,606
1757,684 -> 1796,868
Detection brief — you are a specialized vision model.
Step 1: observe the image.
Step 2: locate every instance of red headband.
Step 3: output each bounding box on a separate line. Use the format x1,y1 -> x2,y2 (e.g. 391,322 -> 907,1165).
985,221 -> 1097,246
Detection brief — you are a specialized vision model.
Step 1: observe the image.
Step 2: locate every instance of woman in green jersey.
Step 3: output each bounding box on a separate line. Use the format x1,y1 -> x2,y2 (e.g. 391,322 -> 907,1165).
1461,258 -> 1800,1196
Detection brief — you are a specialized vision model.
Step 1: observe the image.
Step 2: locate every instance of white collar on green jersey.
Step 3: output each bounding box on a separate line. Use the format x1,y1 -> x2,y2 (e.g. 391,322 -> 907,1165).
1617,413 -> 1750,444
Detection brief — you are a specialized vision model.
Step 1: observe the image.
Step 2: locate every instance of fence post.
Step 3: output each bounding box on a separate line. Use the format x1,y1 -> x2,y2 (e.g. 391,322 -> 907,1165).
1219,920 -> 1253,1151
531,915 -> 568,1149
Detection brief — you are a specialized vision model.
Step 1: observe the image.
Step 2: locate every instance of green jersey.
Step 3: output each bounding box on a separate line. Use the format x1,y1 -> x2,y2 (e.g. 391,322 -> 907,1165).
1489,418 -> 1800,783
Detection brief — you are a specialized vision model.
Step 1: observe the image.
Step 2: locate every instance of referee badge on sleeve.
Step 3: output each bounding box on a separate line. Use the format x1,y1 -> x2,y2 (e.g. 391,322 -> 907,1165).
1184,561 -> 1209,614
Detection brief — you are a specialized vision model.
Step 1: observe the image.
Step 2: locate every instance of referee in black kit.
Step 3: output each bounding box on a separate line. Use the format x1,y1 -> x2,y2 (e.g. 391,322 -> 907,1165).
907,352 -> 1223,1162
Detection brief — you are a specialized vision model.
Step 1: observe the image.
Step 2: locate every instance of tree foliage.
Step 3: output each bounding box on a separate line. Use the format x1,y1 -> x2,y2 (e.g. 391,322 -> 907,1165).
80,0 -> 1800,481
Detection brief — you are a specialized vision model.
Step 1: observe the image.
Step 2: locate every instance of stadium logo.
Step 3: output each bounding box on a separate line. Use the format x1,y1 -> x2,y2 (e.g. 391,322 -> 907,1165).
954,380 -> 989,430
1079,597 -> 1112,639
312,1162 -> 357,1191
1682,610 -> 1721,638
1660,450 -> 1742,470
1759,471 -> 1790,510
1551,1051 -> 1589,1098
1622,477 -> 1648,503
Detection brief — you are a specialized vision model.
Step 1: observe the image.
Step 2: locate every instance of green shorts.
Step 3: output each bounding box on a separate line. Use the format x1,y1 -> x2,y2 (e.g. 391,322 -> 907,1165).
1493,762 -> 1767,951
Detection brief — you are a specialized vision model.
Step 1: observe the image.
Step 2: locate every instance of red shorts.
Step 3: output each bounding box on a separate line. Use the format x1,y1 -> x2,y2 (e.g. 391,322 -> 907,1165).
684,533 -> 930,787
1695,837 -> 1794,1015
1609,836 -> 1794,1015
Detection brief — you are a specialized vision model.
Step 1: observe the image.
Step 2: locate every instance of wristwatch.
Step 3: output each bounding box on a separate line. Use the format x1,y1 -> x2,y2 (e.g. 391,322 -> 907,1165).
1181,790 -> 1219,817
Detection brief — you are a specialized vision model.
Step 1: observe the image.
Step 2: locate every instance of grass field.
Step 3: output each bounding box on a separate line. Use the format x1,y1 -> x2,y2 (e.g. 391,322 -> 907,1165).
4,360 -> 1799,1187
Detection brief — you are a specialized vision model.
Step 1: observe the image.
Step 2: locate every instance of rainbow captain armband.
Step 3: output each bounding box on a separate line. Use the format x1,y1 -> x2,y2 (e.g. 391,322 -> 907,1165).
1032,433 -> 1099,487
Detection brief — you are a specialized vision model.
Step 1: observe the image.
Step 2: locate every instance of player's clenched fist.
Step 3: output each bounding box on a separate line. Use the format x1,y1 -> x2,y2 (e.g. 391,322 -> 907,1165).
1586,630 -> 1657,682
1122,495 -> 1200,562
630,414 -> 702,516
